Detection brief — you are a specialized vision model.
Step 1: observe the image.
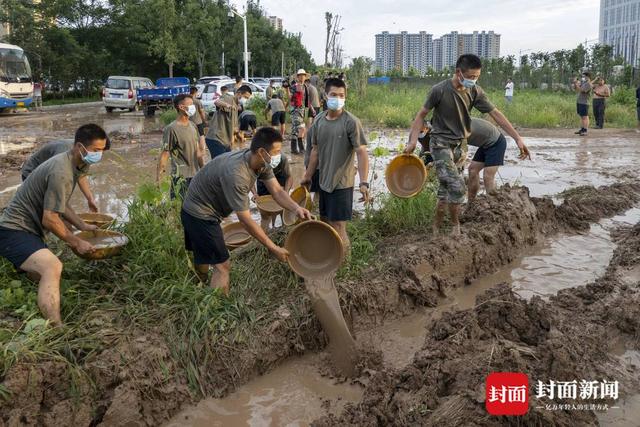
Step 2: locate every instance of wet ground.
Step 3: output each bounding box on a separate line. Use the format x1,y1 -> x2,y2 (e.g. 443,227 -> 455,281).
2,105 -> 640,425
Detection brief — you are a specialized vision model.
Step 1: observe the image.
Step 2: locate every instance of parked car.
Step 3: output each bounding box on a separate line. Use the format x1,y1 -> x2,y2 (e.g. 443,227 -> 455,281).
137,77 -> 190,117
200,79 -> 266,114
248,77 -> 270,89
102,76 -> 154,113
195,75 -> 230,98
270,77 -> 284,88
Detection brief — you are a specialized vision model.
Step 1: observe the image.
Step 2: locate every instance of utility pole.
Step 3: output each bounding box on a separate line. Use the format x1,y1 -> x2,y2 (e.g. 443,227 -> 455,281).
228,7 -> 249,81
221,41 -> 225,73
281,51 -> 284,77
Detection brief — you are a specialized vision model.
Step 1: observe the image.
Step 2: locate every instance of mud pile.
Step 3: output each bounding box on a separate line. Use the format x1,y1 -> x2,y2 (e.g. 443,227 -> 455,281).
314,223 -> 640,426
2,182 -> 640,426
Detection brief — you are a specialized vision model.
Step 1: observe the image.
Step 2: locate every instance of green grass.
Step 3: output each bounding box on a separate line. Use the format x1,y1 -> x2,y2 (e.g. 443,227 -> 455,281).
349,83 -> 639,129
0,179 -> 437,398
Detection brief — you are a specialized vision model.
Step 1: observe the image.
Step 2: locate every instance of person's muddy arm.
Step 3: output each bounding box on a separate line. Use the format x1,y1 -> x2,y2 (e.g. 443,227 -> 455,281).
302,146 -> 319,185
236,209 -> 289,262
197,136 -> 205,168
356,146 -> 370,202
284,175 -> 293,193
43,210 -> 94,254
156,151 -> 170,184
62,204 -> 96,232
488,109 -> 531,160
77,175 -> 98,213
404,107 -> 430,154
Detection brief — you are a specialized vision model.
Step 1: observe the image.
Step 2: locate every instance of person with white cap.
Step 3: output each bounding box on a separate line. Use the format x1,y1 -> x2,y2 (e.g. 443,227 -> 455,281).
288,69 -> 314,155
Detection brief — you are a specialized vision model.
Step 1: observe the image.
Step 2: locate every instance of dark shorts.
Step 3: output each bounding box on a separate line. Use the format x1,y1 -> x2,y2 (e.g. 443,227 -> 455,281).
0,227 -> 47,269
310,169 -> 320,193
257,175 -> 287,196
196,122 -> 206,137
319,187 -> 353,222
636,106 -> 640,121
472,134 -> 507,167
271,111 -> 285,126
181,209 -> 230,266
170,176 -> 192,200
205,138 -> 231,159
240,115 -> 257,131
577,103 -> 589,117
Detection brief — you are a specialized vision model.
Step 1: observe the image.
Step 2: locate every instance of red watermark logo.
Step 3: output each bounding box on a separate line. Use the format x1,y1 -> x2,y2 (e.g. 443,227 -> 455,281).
485,372 -> 529,416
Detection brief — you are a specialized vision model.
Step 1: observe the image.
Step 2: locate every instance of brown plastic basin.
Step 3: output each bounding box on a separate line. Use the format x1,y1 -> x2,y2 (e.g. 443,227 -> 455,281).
78,213 -> 115,229
283,186 -> 312,226
385,154 -> 427,198
285,220 -> 344,278
73,230 -> 128,260
256,195 -> 283,214
222,222 -> 251,249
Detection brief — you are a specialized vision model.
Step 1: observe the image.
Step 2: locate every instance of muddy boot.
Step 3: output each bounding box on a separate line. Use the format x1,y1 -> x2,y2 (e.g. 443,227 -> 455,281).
291,138 -> 299,155
297,138 -> 305,153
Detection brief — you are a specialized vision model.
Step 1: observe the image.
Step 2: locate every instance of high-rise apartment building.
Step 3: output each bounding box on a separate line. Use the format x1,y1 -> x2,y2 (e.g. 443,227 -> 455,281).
375,30 -> 501,73
599,0 -> 640,67
267,16 -> 283,32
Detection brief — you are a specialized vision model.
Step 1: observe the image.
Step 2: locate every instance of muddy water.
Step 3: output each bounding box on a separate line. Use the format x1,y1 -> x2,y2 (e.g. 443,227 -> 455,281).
80,235 -> 128,249
304,277 -> 358,377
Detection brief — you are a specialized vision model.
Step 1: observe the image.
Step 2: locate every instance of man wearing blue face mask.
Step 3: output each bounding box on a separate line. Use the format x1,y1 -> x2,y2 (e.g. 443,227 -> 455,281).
157,93 -> 205,200
302,78 -> 369,254
0,124 -> 110,326
404,54 -> 528,236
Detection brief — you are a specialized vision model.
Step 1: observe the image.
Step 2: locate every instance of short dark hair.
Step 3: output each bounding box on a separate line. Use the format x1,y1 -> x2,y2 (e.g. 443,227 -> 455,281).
456,54 -> 483,71
75,124 -> 110,150
235,75 -> 242,83
173,93 -> 192,110
220,85 -> 229,92
325,77 -> 346,93
271,93 -> 278,99
237,84 -> 252,95
190,86 -> 198,94
582,71 -> 592,79
250,127 -> 283,153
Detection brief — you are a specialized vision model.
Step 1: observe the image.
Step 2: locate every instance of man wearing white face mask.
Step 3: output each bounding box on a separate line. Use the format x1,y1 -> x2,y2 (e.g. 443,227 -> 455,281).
302,78 -> 369,254
404,54 -> 528,236
157,94 -> 205,200
0,124 -> 110,326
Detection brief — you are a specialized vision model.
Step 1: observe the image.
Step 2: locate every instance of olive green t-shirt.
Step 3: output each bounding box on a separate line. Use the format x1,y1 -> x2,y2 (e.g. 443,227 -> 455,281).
577,80 -> 592,105
21,139 -> 74,179
190,98 -> 205,126
308,110 -> 368,193
162,120 -> 201,179
267,98 -> 285,113
206,93 -> 238,147
424,79 -> 495,144
0,152 -> 86,237
468,118 -> 502,148
182,148 -> 275,222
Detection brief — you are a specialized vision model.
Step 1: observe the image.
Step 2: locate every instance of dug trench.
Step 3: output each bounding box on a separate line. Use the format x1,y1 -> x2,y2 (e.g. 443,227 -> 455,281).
2,181 -> 640,426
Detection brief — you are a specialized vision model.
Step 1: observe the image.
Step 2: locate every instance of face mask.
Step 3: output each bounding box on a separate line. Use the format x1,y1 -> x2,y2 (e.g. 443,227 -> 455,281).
269,153 -> 281,169
239,97 -> 248,106
80,145 -> 102,165
185,105 -> 196,117
327,97 -> 345,111
459,73 -> 477,89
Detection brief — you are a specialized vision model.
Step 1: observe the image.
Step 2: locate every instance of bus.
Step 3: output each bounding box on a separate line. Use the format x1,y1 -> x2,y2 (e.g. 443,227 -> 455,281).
0,43 -> 33,111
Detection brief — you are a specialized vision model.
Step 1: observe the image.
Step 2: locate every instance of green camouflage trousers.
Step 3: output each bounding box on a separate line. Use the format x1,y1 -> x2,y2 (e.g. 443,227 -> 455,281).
430,137 -> 467,204
290,107 -> 306,138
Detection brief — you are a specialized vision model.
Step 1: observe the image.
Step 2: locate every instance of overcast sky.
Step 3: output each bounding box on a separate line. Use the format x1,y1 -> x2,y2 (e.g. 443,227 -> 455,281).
238,0 -> 600,65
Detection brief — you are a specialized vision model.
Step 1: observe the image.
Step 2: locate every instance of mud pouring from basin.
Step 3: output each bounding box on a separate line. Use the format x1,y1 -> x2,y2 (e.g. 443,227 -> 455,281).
285,220 -> 358,377
385,153 -> 427,198
255,195 -> 283,215
73,230 -> 128,260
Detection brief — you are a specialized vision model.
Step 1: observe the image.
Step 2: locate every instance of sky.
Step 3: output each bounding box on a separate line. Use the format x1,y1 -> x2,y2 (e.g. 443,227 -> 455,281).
237,0 -> 601,65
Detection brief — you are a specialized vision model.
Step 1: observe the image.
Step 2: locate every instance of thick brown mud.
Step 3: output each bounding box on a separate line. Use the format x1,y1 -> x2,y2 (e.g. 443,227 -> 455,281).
314,217 -> 640,426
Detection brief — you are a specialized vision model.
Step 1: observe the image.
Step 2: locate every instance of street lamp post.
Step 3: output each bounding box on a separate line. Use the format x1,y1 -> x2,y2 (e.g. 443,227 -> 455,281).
228,8 -> 249,82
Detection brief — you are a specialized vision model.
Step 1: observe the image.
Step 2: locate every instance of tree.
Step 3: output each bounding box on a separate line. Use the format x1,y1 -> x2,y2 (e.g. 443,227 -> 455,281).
348,56 -> 373,97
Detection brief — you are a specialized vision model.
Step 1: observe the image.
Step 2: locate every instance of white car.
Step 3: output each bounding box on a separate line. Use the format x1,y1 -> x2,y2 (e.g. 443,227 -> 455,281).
248,77 -> 270,89
195,75 -> 230,98
200,80 -> 266,114
102,76 -> 153,113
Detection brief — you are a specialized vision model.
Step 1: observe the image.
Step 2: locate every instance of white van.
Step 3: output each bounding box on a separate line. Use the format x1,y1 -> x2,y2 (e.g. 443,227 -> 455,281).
102,76 -> 153,113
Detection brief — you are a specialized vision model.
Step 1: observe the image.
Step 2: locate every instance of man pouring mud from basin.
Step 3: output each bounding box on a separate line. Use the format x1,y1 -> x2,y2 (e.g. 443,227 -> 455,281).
404,54 -> 529,236
181,127 -> 312,295
0,124 -> 110,326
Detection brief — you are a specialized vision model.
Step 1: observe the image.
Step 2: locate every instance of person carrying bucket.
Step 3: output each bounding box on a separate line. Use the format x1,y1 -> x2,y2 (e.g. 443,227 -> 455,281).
0,124 -> 110,326
181,127 -> 312,295
403,54 -> 528,236
301,77 -> 369,254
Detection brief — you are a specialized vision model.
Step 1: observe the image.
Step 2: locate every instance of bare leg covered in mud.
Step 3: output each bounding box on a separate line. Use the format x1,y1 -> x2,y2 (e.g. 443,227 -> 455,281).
195,261 -> 231,296
20,249 -> 64,326
327,220 -> 350,258
468,161 -> 499,202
